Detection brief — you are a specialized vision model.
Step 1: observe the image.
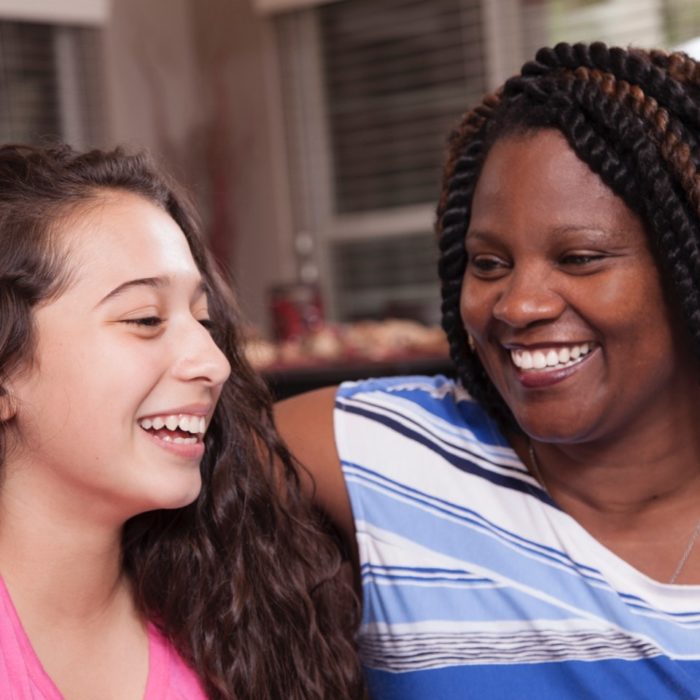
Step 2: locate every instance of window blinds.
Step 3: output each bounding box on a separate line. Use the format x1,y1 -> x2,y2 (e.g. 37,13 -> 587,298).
0,20 -> 104,147
275,0 -> 700,323
320,0 -> 485,214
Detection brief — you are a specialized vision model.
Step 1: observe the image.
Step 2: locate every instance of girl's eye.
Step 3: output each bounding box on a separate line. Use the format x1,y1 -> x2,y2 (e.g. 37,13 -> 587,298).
198,318 -> 214,332
123,317 -> 163,328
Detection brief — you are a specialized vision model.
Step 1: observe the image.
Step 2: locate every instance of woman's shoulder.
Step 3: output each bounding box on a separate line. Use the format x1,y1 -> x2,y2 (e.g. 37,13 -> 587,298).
335,374 -> 506,446
337,373 -> 461,400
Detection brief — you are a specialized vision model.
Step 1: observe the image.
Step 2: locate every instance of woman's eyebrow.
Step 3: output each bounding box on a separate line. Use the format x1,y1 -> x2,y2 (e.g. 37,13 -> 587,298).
466,225 -> 629,242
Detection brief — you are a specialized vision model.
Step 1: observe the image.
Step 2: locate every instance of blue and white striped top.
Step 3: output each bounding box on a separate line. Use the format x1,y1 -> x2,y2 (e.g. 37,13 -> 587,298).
335,375 -> 700,700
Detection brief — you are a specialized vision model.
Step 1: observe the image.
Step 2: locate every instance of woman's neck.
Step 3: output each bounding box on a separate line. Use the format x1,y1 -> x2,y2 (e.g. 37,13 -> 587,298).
519,415 -> 700,582
517,376 -> 700,516
528,429 -> 700,519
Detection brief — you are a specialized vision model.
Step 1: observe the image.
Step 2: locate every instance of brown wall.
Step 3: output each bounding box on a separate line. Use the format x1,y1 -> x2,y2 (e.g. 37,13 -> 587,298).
102,0 -> 293,334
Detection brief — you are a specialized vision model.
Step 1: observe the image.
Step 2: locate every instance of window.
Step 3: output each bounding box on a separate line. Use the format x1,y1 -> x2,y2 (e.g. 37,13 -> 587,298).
664,0 -> 700,46
0,20 -> 104,147
274,0 -> 699,324
275,0 -> 487,323
320,0 -> 485,214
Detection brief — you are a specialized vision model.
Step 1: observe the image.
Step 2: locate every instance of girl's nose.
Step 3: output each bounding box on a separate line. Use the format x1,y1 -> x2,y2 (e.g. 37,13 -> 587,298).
171,320 -> 231,387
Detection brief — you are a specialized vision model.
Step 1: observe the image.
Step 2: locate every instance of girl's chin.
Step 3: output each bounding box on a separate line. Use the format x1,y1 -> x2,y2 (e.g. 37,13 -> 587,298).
125,485 -> 202,519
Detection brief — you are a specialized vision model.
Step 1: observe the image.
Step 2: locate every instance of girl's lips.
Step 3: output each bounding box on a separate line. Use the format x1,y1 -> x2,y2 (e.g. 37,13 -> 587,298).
141,428 -> 205,460
511,345 -> 599,389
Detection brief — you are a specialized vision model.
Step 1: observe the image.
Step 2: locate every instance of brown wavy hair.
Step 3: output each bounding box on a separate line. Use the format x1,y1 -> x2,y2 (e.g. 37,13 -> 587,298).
436,42 -> 700,429
0,143 -> 364,699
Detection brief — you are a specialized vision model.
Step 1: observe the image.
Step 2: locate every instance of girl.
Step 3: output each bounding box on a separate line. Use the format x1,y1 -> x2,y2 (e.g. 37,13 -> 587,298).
0,144 -> 363,699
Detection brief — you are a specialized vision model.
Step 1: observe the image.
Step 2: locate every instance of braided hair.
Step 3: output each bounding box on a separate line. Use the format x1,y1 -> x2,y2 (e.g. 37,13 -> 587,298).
437,41 -> 700,428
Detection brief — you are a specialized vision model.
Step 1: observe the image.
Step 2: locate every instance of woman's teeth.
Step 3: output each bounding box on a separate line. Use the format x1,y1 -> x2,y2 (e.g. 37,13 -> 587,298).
510,343 -> 593,371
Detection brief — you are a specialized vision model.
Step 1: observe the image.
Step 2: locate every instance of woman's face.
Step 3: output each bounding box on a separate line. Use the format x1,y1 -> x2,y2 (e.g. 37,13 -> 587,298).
4,191 -> 231,523
460,129 -> 699,443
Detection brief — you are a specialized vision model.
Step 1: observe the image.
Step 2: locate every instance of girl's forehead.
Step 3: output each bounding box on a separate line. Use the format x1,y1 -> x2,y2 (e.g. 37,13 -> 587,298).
55,192 -> 200,296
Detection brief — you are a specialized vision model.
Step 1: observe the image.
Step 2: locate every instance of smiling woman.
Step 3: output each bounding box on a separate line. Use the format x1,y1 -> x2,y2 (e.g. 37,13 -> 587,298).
275,42 -> 700,699
0,145 -> 364,699
460,129 -> 691,443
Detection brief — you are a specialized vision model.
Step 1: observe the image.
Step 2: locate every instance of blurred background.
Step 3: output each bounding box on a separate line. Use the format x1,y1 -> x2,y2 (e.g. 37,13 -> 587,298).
2,0 -> 699,392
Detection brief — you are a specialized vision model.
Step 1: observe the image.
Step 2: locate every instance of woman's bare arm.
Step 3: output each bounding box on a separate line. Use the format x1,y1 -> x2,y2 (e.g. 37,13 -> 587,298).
274,386 -> 357,561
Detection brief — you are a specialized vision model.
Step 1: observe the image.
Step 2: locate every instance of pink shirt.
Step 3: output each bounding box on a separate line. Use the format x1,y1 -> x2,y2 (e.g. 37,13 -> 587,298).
0,577 -> 208,699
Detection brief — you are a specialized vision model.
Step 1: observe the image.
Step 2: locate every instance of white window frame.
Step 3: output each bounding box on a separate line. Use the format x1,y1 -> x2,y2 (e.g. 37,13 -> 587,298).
254,0 -> 343,16
273,0 -> 525,319
0,0 -> 110,25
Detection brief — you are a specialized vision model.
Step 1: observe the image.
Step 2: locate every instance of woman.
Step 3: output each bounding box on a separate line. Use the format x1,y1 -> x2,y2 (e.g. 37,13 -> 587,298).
276,43 -> 700,699
0,144 -> 364,699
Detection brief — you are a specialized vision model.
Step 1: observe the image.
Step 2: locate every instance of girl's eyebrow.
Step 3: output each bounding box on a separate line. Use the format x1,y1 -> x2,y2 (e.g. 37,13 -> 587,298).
95,277 -> 167,308
95,277 -> 207,308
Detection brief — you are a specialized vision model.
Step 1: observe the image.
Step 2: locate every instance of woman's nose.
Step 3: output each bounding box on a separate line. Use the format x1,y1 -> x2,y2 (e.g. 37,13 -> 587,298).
492,267 -> 565,328
171,321 -> 231,387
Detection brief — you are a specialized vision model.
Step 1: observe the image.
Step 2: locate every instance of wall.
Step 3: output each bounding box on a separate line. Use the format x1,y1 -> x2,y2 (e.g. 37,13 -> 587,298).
102,0 -> 203,189
186,0 -> 295,332
102,0 -> 293,334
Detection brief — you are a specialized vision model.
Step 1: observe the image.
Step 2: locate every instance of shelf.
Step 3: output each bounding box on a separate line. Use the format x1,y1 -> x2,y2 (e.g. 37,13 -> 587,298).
263,352 -> 453,399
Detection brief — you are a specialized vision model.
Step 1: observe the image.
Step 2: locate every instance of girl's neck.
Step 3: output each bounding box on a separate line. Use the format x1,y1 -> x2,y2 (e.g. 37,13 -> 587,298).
0,472 -> 127,627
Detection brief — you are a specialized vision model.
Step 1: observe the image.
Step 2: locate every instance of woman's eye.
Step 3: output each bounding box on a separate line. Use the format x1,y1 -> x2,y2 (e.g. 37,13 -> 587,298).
123,316 -> 163,328
560,253 -> 606,266
198,318 -> 214,332
468,254 -> 508,276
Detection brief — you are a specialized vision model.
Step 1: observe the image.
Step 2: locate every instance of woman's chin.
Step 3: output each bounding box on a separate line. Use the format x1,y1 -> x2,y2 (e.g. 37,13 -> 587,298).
511,410 -> 596,445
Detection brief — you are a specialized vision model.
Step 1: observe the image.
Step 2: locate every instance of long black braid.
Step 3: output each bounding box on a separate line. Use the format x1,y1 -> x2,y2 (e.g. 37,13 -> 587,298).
437,41 -> 700,428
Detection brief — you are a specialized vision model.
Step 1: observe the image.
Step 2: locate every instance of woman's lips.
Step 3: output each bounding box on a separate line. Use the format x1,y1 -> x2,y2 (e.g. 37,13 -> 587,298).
507,342 -> 598,388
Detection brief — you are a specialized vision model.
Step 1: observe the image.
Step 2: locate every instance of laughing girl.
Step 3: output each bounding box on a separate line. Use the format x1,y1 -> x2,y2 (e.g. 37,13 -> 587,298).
0,144 -> 363,699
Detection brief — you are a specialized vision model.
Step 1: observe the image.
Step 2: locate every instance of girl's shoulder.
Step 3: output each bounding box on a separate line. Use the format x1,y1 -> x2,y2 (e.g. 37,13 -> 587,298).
145,624 -> 207,700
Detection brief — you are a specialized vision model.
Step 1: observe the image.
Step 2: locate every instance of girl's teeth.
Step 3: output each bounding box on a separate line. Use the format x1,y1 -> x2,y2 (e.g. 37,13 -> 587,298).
173,436 -> 197,444
511,343 -> 592,371
138,414 -> 207,436
150,434 -> 196,444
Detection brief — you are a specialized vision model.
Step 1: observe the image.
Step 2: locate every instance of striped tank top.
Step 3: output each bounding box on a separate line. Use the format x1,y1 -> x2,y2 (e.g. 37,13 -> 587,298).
335,375 -> 700,699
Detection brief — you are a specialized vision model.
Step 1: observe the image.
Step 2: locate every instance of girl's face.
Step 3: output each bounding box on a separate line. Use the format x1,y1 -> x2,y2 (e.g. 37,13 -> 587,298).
4,192 -> 231,524
460,129 -> 699,444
